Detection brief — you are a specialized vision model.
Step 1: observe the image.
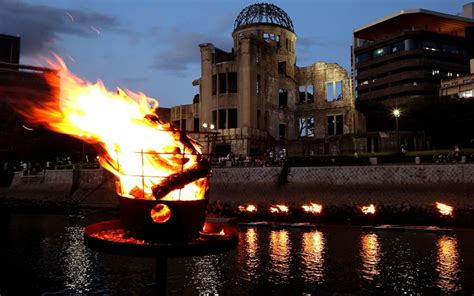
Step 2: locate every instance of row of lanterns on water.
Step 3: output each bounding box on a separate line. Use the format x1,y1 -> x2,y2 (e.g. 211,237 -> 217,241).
238,202 -> 454,216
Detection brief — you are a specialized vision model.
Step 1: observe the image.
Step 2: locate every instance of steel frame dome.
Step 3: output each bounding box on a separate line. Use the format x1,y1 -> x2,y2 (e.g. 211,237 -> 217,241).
234,3 -> 294,32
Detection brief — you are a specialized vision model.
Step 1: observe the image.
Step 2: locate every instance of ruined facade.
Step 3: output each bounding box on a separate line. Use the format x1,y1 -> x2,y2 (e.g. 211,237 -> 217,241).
171,3 -> 365,157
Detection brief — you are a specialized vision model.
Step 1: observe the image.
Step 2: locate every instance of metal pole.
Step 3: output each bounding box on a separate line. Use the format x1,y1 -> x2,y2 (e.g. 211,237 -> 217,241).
155,256 -> 168,296
396,117 -> 399,152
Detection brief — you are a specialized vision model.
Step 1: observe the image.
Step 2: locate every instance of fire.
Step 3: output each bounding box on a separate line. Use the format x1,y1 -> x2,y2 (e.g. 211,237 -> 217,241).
361,204 -> 376,215
302,203 -> 322,214
269,204 -> 289,214
13,55 -> 208,201
238,204 -> 257,213
436,202 -> 453,216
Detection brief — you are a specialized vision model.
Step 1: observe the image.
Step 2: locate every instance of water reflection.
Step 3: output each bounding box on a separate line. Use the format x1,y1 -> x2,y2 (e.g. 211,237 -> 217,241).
189,255 -> 222,295
436,235 -> 461,293
360,232 -> 380,281
62,226 -> 94,293
269,229 -> 291,282
241,228 -> 260,280
301,230 -> 325,283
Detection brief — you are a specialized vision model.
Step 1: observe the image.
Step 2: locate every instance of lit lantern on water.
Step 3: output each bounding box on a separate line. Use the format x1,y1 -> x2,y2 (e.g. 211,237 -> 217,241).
302,203 -> 322,214
238,204 -> 258,213
269,205 -> 289,214
360,204 -> 376,215
436,202 -> 453,216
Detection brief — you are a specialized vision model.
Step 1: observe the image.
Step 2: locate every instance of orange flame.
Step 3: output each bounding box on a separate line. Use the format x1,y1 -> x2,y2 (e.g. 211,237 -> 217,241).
14,55 -> 207,201
436,202 -> 453,216
269,204 -> 289,214
361,204 -> 376,215
238,204 -> 257,213
302,203 -> 322,214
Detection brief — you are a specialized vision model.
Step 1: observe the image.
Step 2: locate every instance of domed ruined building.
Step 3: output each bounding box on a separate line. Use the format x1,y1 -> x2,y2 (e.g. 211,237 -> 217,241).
171,3 -> 366,157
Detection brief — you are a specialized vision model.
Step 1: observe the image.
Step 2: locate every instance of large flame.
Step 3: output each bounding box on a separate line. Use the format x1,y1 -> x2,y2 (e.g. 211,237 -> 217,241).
15,55 -> 207,201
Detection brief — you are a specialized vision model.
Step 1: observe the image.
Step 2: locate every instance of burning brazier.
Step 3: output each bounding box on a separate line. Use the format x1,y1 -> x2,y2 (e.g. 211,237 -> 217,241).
111,125 -> 216,241
114,136 -> 214,241
12,56 -> 216,241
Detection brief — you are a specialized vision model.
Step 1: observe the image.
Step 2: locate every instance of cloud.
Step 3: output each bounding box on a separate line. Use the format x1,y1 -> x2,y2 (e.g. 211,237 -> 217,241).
151,16 -> 234,76
0,0 -> 121,56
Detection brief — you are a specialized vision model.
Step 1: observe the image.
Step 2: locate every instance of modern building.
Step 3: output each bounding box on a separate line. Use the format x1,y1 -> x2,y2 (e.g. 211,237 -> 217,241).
171,3 -> 365,157
0,34 -> 63,162
353,4 -> 474,108
440,59 -> 474,98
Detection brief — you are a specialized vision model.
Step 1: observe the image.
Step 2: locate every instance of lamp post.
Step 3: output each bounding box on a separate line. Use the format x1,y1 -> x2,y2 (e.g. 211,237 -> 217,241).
202,123 -> 215,154
393,109 -> 401,151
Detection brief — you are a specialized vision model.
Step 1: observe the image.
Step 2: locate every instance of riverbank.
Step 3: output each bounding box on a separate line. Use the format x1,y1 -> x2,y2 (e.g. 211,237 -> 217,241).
1,164 -> 473,226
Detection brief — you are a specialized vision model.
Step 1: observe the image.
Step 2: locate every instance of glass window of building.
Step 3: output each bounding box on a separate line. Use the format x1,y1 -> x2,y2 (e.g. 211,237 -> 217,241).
459,90 -> 473,98
335,81 -> 343,100
442,45 -> 459,55
355,52 -> 370,64
422,41 -> 438,51
212,110 -> 217,127
372,47 -> 388,58
298,117 -> 315,137
404,39 -> 416,50
391,41 -> 404,53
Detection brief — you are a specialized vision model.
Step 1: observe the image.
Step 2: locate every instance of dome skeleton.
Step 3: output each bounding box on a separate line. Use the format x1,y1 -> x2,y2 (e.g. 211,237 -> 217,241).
234,3 -> 294,32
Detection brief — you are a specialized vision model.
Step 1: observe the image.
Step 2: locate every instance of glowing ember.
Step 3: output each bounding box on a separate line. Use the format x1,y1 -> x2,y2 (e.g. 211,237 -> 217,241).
150,204 -> 171,223
269,204 -> 289,214
302,203 -> 322,214
238,204 -> 257,213
13,55 -> 208,201
436,202 -> 453,216
361,204 -> 376,215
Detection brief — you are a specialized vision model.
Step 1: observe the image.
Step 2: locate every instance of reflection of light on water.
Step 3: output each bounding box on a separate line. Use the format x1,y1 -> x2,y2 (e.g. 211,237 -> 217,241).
437,235 -> 461,293
63,226 -> 94,293
190,255 -> 222,294
269,230 -> 291,282
241,228 -> 259,280
301,230 -> 325,283
360,232 -> 380,281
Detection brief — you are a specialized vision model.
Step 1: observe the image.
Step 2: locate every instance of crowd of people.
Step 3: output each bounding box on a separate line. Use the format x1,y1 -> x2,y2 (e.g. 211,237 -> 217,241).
216,149 -> 287,167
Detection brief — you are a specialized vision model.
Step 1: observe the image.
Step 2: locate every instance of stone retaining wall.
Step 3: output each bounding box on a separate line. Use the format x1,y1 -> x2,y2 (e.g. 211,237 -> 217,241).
2,164 -> 474,208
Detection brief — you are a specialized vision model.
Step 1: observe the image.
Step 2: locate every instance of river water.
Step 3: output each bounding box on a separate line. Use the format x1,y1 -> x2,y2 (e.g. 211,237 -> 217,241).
0,213 -> 473,295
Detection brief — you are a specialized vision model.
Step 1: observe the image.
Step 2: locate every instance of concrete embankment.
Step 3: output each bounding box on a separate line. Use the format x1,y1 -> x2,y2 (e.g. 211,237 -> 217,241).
1,164 -> 473,209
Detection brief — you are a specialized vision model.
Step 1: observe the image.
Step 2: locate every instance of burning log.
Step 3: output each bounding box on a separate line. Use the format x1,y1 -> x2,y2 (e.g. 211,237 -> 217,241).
152,159 -> 211,200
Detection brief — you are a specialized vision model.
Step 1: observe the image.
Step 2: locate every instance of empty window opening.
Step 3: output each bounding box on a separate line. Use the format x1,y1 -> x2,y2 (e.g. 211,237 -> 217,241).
218,73 -> 227,94
278,61 -> 286,74
326,81 -> 343,101
298,117 -> 315,137
256,74 -> 261,95
193,118 -> 199,132
218,109 -> 227,129
228,109 -> 238,128
212,75 -> 217,95
279,89 -> 288,108
327,115 -> 343,135
279,123 -> 286,139
228,72 -> 237,93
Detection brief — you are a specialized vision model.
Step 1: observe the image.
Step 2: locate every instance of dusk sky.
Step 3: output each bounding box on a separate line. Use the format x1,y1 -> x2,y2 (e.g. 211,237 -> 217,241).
0,0 -> 468,107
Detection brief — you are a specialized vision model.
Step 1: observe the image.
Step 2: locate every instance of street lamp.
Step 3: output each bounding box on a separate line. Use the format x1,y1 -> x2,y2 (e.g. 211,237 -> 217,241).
393,109 -> 401,151
202,122 -> 215,154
